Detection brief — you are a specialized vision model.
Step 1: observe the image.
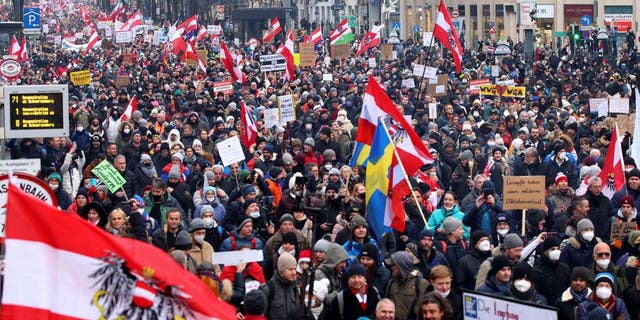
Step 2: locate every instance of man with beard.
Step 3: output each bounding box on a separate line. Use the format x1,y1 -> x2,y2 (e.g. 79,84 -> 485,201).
144,178 -> 185,227
416,229 -> 449,280
166,166 -> 193,215
513,147 -> 545,177
122,130 -> 149,172
316,183 -> 343,240
358,243 -> 391,295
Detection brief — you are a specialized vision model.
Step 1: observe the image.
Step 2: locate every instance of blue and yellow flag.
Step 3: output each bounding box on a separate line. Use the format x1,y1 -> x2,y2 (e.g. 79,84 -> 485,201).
366,118 -> 394,240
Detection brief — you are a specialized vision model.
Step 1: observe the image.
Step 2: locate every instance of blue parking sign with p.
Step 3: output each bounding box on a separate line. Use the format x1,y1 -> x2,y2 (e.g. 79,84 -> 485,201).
23,8 -> 41,33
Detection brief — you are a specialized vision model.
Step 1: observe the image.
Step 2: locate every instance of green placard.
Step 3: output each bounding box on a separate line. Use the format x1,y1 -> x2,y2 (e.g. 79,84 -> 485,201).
91,160 -> 126,193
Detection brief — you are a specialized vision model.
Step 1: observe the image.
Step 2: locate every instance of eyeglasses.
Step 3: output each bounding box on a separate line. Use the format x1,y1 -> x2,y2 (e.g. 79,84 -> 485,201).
596,252 -> 611,258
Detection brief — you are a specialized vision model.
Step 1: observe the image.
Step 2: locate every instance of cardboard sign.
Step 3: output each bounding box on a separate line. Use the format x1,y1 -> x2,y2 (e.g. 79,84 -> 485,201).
428,103 -> 438,119
299,43 -> 316,67
114,30 -> 133,43
70,70 -> 91,86
91,160 -> 126,193
196,49 -> 208,64
427,74 -> 448,97
589,98 -> 608,113
502,176 -> 546,210
479,84 -> 526,98
216,136 -> 246,167
331,44 -> 351,59
115,75 -> 129,87
616,113 -> 636,135
213,81 -> 234,95
609,97 -> 629,114
278,94 -> 296,123
100,39 -> 113,50
381,44 -> 393,60
611,221 -> 637,241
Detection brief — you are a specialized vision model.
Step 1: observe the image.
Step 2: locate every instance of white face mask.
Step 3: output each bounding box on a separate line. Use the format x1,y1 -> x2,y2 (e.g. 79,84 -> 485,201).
548,249 -> 561,261
249,211 -> 261,219
206,196 -> 216,203
581,231 -> 595,242
194,234 -> 205,244
497,229 -> 509,237
596,287 -> 612,300
435,289 -> 450,298
123,128 -> 131,134
202,217 -> 214,227
49,183 -> 59,190
514,279 -> 532,293
557,151 -> 567,161
77,126 -> 84,132
596,259 -> 610,269
324,164 -> 332,171
305,123 -> 313,130
478,240 -> 491,252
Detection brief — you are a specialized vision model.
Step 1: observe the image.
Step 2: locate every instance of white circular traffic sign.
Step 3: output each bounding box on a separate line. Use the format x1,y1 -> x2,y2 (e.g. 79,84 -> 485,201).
0,59 -> 22,79
451,10 -> 460,18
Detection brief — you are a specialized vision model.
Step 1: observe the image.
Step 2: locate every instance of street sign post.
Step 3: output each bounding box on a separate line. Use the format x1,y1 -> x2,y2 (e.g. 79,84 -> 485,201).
23,8 -> 41,34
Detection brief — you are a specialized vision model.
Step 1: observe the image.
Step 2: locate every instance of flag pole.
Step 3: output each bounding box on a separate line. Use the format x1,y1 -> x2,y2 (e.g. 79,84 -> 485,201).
378,118 -> 429,228
417,33 -> 435,101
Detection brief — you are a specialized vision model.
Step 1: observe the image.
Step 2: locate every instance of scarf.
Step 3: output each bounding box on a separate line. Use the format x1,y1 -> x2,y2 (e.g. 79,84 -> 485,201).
141,163 -> 158,178
592,293 -> 616,312
350,285 -> 368,311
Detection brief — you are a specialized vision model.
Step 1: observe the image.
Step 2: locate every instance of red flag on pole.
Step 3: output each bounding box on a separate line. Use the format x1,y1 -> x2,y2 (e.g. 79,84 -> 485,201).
433,0 -> 463,73
262,17 -> 282,43
598,124 -> 625,199
240,101 -> 258,147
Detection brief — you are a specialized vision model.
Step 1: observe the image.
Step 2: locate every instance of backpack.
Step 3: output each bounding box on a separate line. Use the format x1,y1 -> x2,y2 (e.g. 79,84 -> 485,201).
385,276 -> 423,320
439,239 -> 467,253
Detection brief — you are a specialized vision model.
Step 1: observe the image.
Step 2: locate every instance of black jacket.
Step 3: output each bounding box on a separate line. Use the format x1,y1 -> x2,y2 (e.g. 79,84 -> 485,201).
585,191 -> 614,242
260,272 -> 301,320
532,254 -> 571,305
455,247 -> 491,291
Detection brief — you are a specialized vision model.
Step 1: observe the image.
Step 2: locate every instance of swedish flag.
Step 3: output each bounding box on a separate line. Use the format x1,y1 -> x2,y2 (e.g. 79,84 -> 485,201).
366,119 -> 394,240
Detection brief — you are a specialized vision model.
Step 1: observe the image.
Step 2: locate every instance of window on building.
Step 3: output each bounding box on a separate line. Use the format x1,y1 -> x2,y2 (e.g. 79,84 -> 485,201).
470,5 -> 478,47
482,5 -> 490,40
458,5 -> 465,16
496,5 -> 504,38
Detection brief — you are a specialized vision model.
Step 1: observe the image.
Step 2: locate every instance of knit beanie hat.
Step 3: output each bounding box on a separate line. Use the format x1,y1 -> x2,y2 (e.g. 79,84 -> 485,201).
172,152 -> 184,162
543,236 -> 561,251
555,172 -> 568,185
174,231 -> 192,250
349,214 -> 368,230
277,253 -> 297,273
358,243 -> 378,262
419,229 -> 436,240
512,262 -> 534,281
242,198 -> 258,212
501,234 -> 523,250
442,217 -> 463,234
280,214 -> 295,225
577,219 -> 595,233
244,289 -> 267,315
168,165 -> 181,179
571,266 -> 592,282
587,306 -> 611,320
313,239 -> 330,252
236,218 -> 253,233
490,255 -> 512,275
470,230 -> 489,247
621,195 -> 635,207
200,204 -> 214,215
344,263 -> 367,279
594,272 -> 615,289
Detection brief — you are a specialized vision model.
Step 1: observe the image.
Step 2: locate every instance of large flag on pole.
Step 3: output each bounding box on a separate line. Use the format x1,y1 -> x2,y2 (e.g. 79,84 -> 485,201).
330,18 -> 355,45
355,25 -> 382,56
119,96 -> 138,122
84,28 -> 100,56
220,41 -> 247,83
433,0 -> 463,73
1,183 -> 237,320
177,14 -> 198,35
350,75 -> 433,172
263,17 -> 282,43
240,101 -> 258,147
276,30 -> 295,81
632,88 -> 640,161
8,36 -> 21,56
307,27 -> 322,45
599,124 -> 625,199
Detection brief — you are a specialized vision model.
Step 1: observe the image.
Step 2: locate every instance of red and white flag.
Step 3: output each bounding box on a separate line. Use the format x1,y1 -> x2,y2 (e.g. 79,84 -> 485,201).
106,2 -> 125,22
177,14 -> 198,35
121,10 -> 143,31
276,30 -> 295,81
167,26 -> 187,57
262,17 -> 282,43
1,183 -> 237,320
19,37 -> 28,63
8,36 -> 21,56
196,25 -> 208,41
433,0 -> 463,73
355,25 -> 382,56
220,41 -> 247,83
598,124 -> 625,199
307,27 -> 322,45
185,37 -> 207,73
84,28 -> 100,56
240,101 -> 258,147
119,96 -> 138,122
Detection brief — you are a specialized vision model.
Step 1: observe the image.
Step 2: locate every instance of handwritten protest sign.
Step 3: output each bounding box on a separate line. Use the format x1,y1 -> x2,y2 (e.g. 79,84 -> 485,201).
216,136 -> 246,167
299,43 -> 316,67
91,160 -> 126,193
381,44 -> 393,60
331,44 -> 350,59
503,176 -> 546,210
70,70 -> 91,86
611,222 -> 637,242
278,94 -> 295,123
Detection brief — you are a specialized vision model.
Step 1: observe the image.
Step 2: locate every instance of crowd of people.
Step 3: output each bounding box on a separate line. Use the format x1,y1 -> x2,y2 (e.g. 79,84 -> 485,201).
5,2 -> 640,319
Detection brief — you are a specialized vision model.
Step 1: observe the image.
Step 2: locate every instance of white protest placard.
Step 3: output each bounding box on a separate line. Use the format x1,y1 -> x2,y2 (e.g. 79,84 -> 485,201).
463,291 -> 557,320
96,21 -> 111,29
598,100 -> 609,118
412,64 -> 437,80
495,79 -> 515,86
42,24 -> 49,34
54,35 -> 62,45
491,65 -> 500,77
216,136 -> 246,167
423,32 -> 434,46
428,103 -> 438,119
402,78 -> 415,89
212,250 -> 264,266
278,94 -> 296,123
143,34 -> 152,43
368,58 -> 377,68
435,85 -> 446,94
590,98 -> 608,113
322,73 -> 333,82
207,25 -> 222,35
0,159 -> 41,176
263,108 -> 279,129
104,27 -> 113,39
114,30 -> 134,44
609,97 -> 630,114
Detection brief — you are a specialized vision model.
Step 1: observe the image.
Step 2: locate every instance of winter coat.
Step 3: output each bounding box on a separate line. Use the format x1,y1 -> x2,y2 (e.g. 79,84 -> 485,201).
532,254 -> 571,305
190,240 -> 218,274
219,231 -> 264,252
585,191 -> 614,242
315,243 -> 350,295
327,285 -> 381,320
559,236 -> 602,271
263,230 -> 310,261
415,248 -> 449,281
463,200 -> 504,236
143,192 -> 185,227
260,271 -> 301,320
455,247 -> 491,291
133,163 -> 158,196
477,274 -> 509,297
434,236 -> 468,272
385,270 -> 429,320
60,152 -> 85,199
555,287 -> 592,320
428,204 -> 470,239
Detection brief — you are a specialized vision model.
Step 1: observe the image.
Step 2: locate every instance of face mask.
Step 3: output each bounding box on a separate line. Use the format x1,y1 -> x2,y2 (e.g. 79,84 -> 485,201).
202,218 -> 214,227
565,226 -> 575,237
497,229 -> 509,237
596,287 -> 612,300
153,195 -> 164,202
548,249 -> 561,261
478,240 -> 491,252
358,193 -> 366,199
194,234 -> 205,244
77,127 -> 84,132
49,183 -> 59,190
514,279 -> 532,293
435,289 -> 450,298
305,123 -> 313,130
123,128 -> 131,134
333,193 -> 339,200
596,259 -> 610,269
487,141 -> 496,146
557,151 -> 567,161
249,211 -> 260,219
582,231 -> 595,242
324,164 -> 332,171
294,190 -> 302,196
144,162 -> 152,168
206,196 -> 216,203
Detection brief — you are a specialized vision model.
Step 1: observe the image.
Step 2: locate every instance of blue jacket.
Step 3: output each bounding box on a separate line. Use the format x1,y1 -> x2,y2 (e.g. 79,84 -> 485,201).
343,237 -> 382,265
428,204 -> 470,239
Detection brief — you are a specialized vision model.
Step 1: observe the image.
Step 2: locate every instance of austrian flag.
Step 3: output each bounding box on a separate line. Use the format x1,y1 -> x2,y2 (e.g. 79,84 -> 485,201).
263,17 -> 282,43
433,0 -> 463,72
1,183 -> 237,320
